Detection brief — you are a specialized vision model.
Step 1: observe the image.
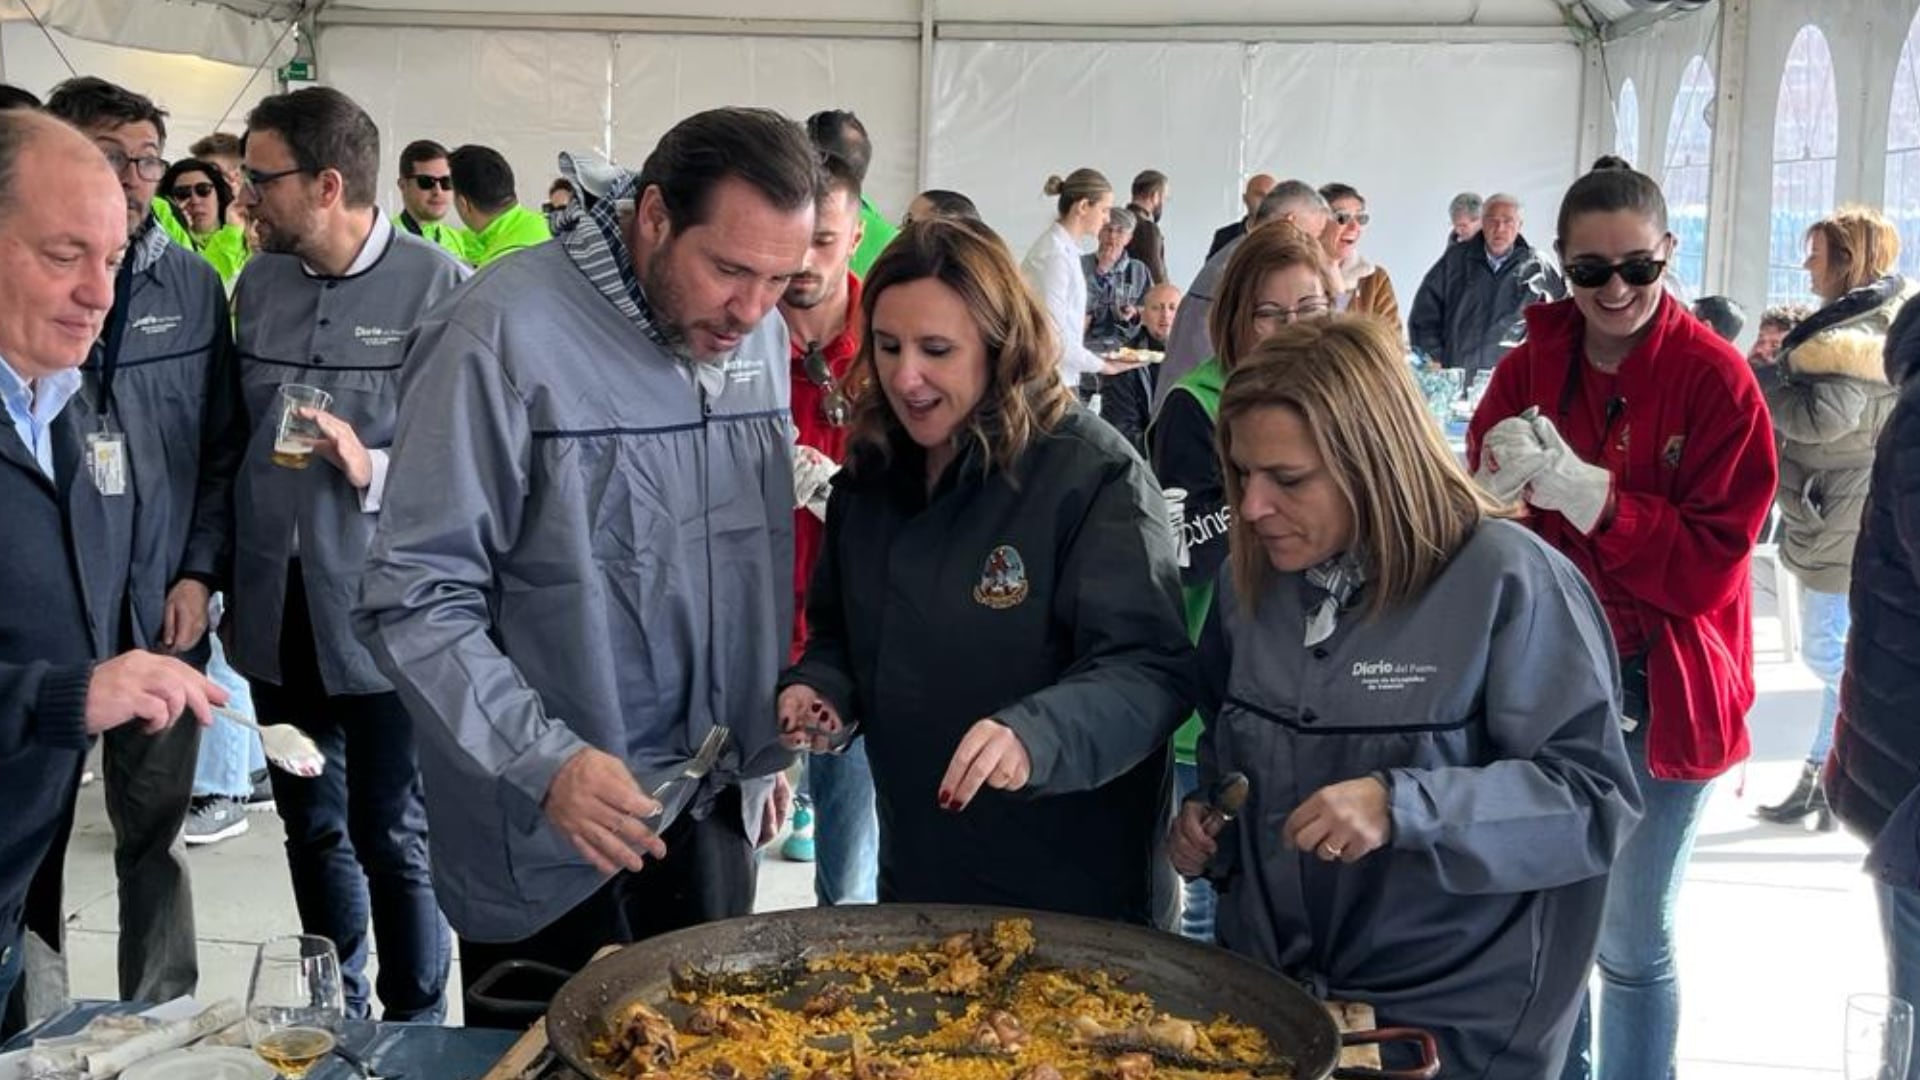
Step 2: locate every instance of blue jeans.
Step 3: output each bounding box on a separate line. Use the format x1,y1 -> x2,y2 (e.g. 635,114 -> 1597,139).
1800,588 -> 1851,767
193,632 -> 265,798
1877,881 -> 1920,1080
803,740 -> 879,905
1173,762 -> 1217,942
250,578 -> 449,1023
1561,725 -> 1714,1080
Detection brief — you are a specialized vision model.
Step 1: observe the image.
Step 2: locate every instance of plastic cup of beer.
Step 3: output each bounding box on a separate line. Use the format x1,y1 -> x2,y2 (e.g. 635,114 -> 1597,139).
273,384 -> 332,469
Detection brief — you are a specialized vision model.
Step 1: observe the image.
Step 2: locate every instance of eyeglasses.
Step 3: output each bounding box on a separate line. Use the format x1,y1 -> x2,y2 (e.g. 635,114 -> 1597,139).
1251,296 -> 1332,324
803,342 -> 851,428
407,174 -> 454,192
242,165 -> 313,193
1332,209 -> 1371,227
100,148 -> 167,182
169,182 -> 216,201
1565,256 -> 1668,289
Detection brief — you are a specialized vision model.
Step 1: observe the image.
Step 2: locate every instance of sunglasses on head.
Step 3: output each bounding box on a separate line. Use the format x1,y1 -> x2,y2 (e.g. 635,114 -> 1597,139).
169,182 -> 216,201
408,174 -> 454,192
1332,209 -> 1371,227
803,342 -> 851,428
1565,256 -> 1667,289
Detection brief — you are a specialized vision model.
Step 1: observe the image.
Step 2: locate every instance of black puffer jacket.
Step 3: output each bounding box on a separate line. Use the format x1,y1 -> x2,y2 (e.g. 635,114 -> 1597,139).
1407,233 -> 1565,383
1827,296 -> 1920,843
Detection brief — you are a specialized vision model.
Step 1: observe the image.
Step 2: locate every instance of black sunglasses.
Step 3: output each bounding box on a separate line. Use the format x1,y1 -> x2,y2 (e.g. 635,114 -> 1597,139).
803,342 -> 851,428
169,182 -> 216,201
1566,256 -> 1668,289
407,174 -> 454,192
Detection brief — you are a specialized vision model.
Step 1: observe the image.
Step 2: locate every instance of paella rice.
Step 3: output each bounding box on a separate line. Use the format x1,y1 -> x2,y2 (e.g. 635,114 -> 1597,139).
591,919 -> 1286,1080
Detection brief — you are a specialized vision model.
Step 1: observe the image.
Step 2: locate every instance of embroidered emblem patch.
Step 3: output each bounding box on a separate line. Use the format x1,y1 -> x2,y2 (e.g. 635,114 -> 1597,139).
1662,434 -> 1686,468
973,545 -> 1031,610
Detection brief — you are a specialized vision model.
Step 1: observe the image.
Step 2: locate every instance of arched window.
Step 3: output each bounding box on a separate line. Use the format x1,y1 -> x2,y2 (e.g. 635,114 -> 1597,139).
1888,7 -> 1920,278
1615,79 -> 1640,166
1770,27 -> 1838,304
1663,57 -> 1715,299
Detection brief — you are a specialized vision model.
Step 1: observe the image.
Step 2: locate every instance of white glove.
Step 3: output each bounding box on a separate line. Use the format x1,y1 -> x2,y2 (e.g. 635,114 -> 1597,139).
1471,416 -> 1552,503
1525,414 -> 1613,534
792,444 -> 840,522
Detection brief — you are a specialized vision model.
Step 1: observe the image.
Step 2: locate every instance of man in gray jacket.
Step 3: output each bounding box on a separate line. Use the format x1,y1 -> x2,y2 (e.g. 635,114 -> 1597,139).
225,87 -> 465,1023
357,108 -> 817,1027
41,76 -> 242,1005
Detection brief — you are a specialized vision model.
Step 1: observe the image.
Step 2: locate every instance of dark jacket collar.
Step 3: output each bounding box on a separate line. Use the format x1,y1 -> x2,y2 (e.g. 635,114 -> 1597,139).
1782,274 -> 1907,354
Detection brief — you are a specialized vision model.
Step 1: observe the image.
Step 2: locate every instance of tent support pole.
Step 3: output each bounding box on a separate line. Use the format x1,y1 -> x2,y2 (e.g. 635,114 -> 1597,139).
1702,0 -> 1748,299
916,0 -> 932,193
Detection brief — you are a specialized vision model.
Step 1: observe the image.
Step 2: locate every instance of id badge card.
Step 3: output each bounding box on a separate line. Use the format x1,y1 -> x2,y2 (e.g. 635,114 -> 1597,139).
87,429 -> 128,496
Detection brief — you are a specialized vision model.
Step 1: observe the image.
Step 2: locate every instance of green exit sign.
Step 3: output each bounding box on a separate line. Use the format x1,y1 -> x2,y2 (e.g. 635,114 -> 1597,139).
280,58 -> 314,82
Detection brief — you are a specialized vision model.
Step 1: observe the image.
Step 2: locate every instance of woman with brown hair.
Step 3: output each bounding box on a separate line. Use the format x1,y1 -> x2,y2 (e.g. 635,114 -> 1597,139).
1169,316 -> 1639,1077
1021,167 -> 1133,392
779,218 -> 1193,922
1755,206 -> 1915,828
1149,225 -> 1336,939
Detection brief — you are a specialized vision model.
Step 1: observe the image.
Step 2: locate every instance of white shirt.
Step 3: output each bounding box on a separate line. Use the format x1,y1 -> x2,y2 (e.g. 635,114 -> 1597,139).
299,210 -> 392,513
1021,222 -> 1106,383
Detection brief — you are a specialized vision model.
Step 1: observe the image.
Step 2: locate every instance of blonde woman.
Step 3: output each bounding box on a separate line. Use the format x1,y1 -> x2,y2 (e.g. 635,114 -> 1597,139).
1757,207 -> 1916,826
781,219 -> 1192,922
1169,317 -> 1640,1077
1020,167 -> 1128,390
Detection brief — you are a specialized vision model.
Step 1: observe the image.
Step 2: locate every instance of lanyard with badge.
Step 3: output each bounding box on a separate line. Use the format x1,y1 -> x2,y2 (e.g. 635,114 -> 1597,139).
85,260 -> 137,497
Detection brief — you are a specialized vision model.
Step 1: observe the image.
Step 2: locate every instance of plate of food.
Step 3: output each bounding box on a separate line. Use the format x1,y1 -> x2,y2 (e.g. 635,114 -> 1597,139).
1105,347 -> 1165,366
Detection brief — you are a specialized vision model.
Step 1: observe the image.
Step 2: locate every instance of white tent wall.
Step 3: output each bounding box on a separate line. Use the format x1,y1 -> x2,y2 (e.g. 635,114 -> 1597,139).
926,40 -> 1244,291
319,25 -> 613,221
607,33 -> 920,224
930,38 -> 1583,292
0,21 -> 269,147
1243,41 -> 1581,315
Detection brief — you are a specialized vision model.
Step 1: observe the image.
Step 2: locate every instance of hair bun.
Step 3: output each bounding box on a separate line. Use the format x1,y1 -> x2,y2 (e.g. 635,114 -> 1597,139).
1043,175 -> 1065,197
1589,154 -> 1633,173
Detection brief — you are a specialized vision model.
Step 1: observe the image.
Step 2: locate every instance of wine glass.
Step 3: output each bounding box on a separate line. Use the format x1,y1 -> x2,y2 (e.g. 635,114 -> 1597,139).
247,935 -> 344,1079
1846,993 -> 1915,1080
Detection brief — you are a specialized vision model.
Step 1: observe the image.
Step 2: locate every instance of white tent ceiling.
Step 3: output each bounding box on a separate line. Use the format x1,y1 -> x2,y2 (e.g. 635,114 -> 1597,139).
0,0 -> 1698,71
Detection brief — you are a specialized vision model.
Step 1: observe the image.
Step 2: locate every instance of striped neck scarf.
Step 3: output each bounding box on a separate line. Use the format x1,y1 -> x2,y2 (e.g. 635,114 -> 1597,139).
1303,551 -> 1367,647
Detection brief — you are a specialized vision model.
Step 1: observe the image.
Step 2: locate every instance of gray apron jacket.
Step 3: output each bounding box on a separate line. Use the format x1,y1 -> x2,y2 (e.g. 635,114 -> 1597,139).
71,221 -> 240,659
226,226 -> 466,693
1199,520 -> 1640,1078
355,241 -> 796,942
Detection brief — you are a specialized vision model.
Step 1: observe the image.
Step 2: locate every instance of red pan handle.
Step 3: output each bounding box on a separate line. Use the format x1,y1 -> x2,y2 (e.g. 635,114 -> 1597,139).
1331,1026 -> 1441,1080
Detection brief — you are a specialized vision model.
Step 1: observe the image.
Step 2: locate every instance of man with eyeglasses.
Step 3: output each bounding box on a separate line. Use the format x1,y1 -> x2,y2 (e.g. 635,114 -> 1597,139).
36,76 -> 243,1006
221,85 -> 466,1024
773,148 -> 878,901
0,108 -> 227,1035
356,109 -> 817,1025
392,139 -> 476,265
1409,192 -> 1565,389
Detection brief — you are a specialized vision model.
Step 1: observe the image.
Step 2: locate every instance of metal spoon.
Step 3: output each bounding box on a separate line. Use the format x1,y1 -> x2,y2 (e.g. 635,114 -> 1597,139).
214,706 -> 326,777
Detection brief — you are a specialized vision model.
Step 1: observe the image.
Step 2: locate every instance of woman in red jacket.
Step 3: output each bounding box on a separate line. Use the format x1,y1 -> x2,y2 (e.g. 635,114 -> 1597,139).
1466,163 -> 1776,1079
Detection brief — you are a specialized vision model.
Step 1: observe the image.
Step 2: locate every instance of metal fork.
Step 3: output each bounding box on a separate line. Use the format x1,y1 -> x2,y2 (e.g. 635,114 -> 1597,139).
643,726 -> 731,828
